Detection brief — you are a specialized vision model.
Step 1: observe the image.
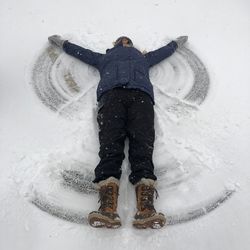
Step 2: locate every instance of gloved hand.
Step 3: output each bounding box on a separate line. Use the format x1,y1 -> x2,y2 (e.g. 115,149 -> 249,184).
48,35 -> 66,48
175,36 -> 188,48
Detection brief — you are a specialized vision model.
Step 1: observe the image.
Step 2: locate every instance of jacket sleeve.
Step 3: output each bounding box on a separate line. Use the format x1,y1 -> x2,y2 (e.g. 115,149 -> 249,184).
144,41 -> 178,67
63,41 -> 103,68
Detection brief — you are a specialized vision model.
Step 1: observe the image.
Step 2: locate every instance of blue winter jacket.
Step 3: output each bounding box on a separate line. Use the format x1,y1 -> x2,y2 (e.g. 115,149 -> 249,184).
63,40 -> 178,102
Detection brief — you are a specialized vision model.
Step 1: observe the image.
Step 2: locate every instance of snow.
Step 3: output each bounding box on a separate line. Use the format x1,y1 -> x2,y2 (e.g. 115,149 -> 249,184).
1,0 -> 250,249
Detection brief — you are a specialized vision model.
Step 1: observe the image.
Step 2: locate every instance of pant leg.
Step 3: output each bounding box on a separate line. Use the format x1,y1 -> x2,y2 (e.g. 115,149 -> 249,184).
93,90 -> 127,183
127,91 -> 157,185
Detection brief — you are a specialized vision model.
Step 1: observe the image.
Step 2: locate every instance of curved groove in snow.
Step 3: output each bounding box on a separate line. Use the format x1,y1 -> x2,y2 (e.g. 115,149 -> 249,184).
31,194 -> 88,225
166,189 -> 235,225
179,47 -> 210,103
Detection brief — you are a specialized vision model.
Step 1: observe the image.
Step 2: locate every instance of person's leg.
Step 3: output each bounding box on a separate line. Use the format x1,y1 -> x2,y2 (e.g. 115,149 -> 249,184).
89,89 -> 128,228
127,90 -> 157,185
127,90 -> 165,229
93,89 -> 127,183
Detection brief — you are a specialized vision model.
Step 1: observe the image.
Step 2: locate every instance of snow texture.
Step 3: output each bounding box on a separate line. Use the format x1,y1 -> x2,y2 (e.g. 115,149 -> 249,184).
1,0 -> 250,250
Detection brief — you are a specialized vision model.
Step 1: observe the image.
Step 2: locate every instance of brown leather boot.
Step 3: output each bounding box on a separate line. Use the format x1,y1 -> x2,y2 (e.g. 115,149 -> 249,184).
133,178 -> 166,229
88,177 -> 121,228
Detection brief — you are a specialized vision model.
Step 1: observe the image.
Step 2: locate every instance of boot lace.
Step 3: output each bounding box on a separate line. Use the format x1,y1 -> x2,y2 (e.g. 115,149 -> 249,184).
140,185 -> 159,211
98,186 -> 116,209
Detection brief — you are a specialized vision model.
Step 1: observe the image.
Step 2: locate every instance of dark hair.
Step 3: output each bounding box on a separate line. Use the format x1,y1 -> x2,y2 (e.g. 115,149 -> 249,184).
114,36 -> 133,46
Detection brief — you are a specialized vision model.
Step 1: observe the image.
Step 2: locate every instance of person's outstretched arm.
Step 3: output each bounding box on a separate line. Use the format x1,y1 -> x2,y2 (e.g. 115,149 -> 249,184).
48,35 -> 103,69
145,36 -> 188,67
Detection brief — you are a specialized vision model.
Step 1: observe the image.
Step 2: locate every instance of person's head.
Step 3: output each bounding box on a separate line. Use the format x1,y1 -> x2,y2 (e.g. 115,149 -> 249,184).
113,36 -> 133,47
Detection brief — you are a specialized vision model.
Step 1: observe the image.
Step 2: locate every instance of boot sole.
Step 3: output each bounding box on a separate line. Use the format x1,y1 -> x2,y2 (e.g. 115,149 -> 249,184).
133,214 -> 166,229
88,212 -> 121,229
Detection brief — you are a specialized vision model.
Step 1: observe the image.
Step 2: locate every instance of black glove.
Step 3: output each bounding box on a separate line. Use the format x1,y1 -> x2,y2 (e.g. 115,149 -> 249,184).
48,35 -> 66,48
175,36 -> 188,48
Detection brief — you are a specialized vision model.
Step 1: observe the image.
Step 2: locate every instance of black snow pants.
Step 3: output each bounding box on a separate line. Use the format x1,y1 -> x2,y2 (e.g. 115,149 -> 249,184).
93,88 -> 157,185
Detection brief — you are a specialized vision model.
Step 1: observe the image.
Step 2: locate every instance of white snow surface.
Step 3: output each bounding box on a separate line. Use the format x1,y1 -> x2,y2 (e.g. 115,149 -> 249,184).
1,0 -> 250,249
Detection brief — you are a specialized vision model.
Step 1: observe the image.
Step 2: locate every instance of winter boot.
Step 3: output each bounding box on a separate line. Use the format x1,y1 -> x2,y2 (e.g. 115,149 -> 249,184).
88,177 -> 121,228
133,178 -> 166,229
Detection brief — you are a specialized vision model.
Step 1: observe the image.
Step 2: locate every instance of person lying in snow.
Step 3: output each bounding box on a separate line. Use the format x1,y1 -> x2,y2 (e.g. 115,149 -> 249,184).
48,34 -> 188,229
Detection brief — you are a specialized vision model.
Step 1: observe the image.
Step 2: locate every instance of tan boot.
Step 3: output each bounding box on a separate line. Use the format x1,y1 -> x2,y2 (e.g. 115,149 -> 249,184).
133,178 -> 166,229
88,177 -> 121,228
